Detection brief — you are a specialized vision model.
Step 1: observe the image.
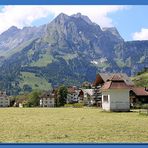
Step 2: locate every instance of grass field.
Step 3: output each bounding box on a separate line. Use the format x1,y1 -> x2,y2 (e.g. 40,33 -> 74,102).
132,72 -> 148,87
0,108 -> 148,143
19,72 -> 52,91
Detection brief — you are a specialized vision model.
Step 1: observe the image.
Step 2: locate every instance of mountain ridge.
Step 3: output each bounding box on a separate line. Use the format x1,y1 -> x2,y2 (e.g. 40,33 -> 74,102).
0,13 -> 147,95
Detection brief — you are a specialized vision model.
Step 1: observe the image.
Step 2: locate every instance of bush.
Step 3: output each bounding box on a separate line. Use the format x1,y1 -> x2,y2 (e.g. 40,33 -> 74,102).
64,104 -> 73,108
133,103 -> 142,109
22,100 -> 30,107
142,104 -> 148,109
73,103 -> 84,108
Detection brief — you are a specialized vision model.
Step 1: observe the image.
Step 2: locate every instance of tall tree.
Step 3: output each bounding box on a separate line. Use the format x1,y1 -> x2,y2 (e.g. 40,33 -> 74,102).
57,85 -> 67,106
28,91 -> 41,107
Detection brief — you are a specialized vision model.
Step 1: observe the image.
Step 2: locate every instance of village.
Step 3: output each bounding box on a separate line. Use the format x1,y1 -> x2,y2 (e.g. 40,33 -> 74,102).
0,72 -> 148,112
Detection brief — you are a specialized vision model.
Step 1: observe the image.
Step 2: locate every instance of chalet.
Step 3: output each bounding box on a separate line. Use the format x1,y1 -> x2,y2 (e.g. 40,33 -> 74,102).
14,97 -> 27,107
0,91 -> 10,107
77,89 -> 84,103
66,86 -> 91,104
81,81 -> 91,89
40,90 -> 55,107
81,89 -> 95,106
92,73 -> 134,107
130,87 -> 148,106
67,86 -> 79,103
101,74 -> 130,112
93,73 -> 134,87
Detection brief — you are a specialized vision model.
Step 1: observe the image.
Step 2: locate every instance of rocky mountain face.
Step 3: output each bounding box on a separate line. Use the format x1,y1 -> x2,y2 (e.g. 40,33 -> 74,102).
0,13 -> 147,95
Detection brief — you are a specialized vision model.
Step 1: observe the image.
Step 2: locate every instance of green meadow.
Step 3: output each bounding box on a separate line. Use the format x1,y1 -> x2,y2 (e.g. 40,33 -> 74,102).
132,72 -> 148,87
0,108 -> 148,143
19,72 -> 52,91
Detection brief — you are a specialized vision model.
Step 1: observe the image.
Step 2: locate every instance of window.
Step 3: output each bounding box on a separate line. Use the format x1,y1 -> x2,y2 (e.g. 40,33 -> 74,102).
103,95 -> 109,103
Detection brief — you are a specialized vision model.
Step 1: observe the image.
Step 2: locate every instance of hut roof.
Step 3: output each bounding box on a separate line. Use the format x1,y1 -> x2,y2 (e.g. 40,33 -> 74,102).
131,87 -> 148,96
102,74 -> 130,90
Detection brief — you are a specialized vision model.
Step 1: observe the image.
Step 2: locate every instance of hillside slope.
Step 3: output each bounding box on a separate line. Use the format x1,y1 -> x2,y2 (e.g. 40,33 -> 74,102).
132,72 -> 148,87
0,13 -> 147,95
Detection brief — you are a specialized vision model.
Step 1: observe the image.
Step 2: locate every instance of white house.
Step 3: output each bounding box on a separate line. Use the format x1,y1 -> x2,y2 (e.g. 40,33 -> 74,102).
67,86 -> 79,103
101,74 -> 130,112
14,96 -> 27,107
81,89 -> 95,105
0,91 -> 10,107
40,91 -> 55,107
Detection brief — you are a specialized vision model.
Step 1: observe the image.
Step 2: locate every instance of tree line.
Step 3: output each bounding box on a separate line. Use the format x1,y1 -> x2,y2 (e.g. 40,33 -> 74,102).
10,85 -> 68,107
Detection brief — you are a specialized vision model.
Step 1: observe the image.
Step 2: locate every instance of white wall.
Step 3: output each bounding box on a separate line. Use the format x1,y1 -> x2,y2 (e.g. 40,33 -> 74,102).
0,97 -> 10,107
102,89 -> 130,111
82,89 -> 94,97
40,97 -> 55,107
102,94 -> 110,111
67,92 -> 79,103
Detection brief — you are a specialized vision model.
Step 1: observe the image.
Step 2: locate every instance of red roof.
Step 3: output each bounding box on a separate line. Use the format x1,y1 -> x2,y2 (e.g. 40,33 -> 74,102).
109,74 -> 124,81
131,87 -> 148,96
102,74 -> 130,90
93,73 -> 134,86
67,87 -> 77,94
102,81 -> 129,90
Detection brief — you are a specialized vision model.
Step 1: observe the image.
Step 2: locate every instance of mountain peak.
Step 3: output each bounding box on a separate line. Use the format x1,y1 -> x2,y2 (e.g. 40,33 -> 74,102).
102,27 -> 124,41
5,26 -> 20,33
1,26 -> 20,36
54,13 -> 69,22
71,13 -> 93,25
72,12 -> 82,18
58,12 -> 68,17
9,26 -> 19,31
102,27 -> 120,36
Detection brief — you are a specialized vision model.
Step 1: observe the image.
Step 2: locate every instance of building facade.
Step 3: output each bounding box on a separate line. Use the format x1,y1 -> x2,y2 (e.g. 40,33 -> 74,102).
101,74 -> 130,112
130,87 -> 148,106
81,89 -> 95,105
40,91 -> 55,107
67,86 -> 79,103
93,73 -> 134,107
0,91 -> 10,107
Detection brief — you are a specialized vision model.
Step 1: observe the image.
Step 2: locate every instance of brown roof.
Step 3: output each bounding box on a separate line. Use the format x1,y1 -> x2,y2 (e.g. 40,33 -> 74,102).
93,73 -> 112,86
131,87 -> 148,96
67,87 -> 77,94
78,89 -> 84,96
0,91 -> 7,98
40,91 -> 55,98
109,74 -> 124,81
93,73 -> 134,86
102,74 -> 130,90
16,97 -> 27,104
81,81 -> 91,88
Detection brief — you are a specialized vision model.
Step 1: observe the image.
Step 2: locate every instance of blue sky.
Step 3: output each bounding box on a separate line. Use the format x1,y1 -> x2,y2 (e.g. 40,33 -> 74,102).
108,6 -> 148,41
0,5 -> 148,41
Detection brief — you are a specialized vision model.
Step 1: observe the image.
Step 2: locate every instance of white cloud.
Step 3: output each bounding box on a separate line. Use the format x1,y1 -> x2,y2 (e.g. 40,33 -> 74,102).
0,5 -> 127,34
133,28 -> 148,40
46,5 -> 127,27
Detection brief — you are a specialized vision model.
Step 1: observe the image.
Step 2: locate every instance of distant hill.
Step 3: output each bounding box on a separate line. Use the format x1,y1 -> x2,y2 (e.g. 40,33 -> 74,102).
0,13 -> 148,95
132,69 -> 148,87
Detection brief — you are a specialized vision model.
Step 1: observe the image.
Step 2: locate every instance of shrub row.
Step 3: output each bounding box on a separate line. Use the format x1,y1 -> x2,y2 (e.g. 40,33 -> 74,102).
64,103 -> 84,108
132,103 -> 148,109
